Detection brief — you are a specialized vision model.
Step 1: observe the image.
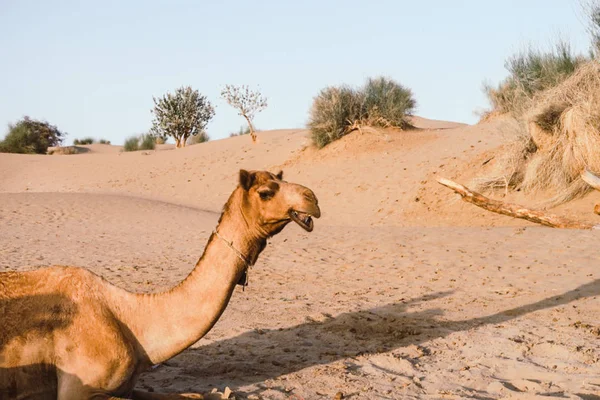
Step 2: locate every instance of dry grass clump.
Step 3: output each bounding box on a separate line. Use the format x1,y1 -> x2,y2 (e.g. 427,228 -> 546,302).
123,136 -> 140,152
483,41 -> 585,117
362,77 -> 416,129
186,131 -> 210,145
308,77 -> 416,148
48,146 -> 88,155
123,134 -> 156,152
308,86 -> 365,148
471,118 -> 534,193
476,61 -> 600,206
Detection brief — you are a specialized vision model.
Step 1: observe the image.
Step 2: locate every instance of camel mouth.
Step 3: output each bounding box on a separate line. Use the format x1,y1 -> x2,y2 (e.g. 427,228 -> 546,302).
289,210 -> 314,232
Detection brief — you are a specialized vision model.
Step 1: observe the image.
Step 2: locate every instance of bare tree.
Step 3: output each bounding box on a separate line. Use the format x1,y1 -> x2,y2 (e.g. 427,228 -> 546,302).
221,85 -> 267,142
151,86 -> 215,148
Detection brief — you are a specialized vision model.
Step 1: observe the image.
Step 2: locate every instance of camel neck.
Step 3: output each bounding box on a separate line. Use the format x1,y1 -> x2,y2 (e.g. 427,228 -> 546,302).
118,208 -> 264,365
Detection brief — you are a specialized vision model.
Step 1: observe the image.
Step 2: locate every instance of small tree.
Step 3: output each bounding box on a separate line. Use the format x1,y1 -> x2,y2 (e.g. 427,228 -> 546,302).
0,117 -> 65,154
221,85 -> 267,142
151,86 -> 215,148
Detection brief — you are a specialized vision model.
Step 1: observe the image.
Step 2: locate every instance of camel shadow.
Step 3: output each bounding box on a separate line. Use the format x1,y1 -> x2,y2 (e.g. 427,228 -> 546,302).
157,278 -> 600,393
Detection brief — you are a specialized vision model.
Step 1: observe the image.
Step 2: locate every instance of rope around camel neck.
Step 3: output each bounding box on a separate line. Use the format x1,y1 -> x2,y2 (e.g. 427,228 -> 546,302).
213,230 -> 251,287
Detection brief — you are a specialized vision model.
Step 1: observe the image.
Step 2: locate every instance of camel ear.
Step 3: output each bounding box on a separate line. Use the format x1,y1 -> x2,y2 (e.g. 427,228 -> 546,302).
239,169 -> 255,191
276,170 -> 284,180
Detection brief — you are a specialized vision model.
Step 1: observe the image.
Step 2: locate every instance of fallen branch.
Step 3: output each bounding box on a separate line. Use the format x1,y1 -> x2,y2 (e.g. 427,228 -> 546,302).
582,168 -> 600,191
581,168 -> 600,215
437,177 -> 599,230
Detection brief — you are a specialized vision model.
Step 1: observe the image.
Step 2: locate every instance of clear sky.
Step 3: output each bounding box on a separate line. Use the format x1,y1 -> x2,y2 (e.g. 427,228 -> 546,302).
0,0 -> 593,144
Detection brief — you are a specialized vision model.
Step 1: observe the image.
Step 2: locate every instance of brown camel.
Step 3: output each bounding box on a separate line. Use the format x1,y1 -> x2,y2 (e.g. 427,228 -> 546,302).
0,170 -> 320,399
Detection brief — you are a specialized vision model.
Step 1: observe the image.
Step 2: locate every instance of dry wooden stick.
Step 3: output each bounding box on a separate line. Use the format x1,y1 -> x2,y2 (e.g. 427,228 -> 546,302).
581,168 -> 600,191
437,177 -> 599,230
581,168 -> 600,215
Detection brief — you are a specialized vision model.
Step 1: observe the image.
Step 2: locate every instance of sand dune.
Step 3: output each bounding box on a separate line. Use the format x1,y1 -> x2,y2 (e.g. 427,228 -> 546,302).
1,118 -> 599,399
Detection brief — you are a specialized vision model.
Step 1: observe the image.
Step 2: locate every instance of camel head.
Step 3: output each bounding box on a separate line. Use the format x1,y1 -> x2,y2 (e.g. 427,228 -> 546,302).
238,169 -> 320,237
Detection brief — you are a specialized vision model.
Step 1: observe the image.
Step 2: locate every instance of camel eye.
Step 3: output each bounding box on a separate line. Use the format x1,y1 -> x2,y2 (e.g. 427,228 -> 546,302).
259,190 -> 274,200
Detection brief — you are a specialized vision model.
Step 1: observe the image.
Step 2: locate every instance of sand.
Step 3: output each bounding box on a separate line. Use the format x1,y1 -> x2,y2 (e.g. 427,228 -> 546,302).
1,118 -> 599,399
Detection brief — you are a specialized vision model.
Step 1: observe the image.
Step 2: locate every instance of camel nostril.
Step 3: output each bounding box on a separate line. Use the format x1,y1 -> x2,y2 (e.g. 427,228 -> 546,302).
303,190 -> 318,204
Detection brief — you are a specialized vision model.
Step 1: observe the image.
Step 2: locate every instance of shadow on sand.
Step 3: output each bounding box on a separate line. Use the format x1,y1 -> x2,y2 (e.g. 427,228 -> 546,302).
157,279 -> 600,397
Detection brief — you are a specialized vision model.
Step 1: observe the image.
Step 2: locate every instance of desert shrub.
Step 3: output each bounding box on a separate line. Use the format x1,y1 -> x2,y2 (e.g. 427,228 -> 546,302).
73,137 -> 95,145
229,125 -> 252,137
0,117 -> 65,154
151,86 -> 215,148
308,77 -> 416,148
476,61 -> 600,206
308,86 -> 365,148
476,5 -> 600,206
187,130 -> 209,145
123,134 -> 156,152
123,136 -> 140,152
139,134 -> 156,150
98,138 -> 111,144
155,136 -> 166,145
362,77 -> 416,128
484,41 -> 586,116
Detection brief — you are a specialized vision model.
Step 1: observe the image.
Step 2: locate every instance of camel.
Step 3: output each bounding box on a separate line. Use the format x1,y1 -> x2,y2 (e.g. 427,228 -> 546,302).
0,169 -> 320,399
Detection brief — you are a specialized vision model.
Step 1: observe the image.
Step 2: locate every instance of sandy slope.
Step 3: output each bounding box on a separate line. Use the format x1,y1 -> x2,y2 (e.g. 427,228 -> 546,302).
1,119 -> 599,399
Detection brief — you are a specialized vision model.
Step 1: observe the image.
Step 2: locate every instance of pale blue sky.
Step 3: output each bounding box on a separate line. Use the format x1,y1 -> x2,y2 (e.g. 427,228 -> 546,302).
0,1 -> 592,144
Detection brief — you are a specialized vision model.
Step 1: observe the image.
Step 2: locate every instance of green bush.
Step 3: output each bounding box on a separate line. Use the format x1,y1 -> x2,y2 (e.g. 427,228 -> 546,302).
0,117 -> 65,154
73,137 -> 95,145
123,136 -> 140,152
308,77 -> 416,148
484,41 -> 586,115
98,138 -> 111,144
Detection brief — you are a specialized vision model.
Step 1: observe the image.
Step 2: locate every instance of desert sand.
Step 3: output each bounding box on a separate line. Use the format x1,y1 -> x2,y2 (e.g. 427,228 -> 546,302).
1,118 -> 599,399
